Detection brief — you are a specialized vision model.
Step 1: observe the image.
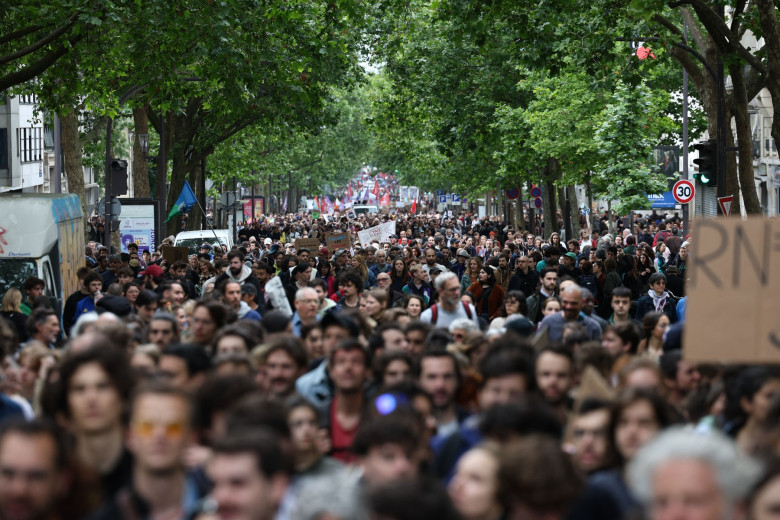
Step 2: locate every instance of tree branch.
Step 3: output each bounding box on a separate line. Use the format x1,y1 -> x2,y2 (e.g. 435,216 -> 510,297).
652,14 -> 683,37
0,24 -> 47,47
681,7 -> 710,56
669,45 -> 706,88
731,0 -> 747,33
0,33 -> 84,92
0,13 -> 78,66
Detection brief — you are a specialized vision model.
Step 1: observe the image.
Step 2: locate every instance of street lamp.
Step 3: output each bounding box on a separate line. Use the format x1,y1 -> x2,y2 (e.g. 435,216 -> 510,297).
136,133 -> 150,156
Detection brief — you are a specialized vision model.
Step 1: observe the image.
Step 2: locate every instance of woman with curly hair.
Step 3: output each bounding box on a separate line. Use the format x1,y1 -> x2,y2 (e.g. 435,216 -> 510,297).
403,294 -> 425,320
460,256 -> 483,295
350,254 -> 375,289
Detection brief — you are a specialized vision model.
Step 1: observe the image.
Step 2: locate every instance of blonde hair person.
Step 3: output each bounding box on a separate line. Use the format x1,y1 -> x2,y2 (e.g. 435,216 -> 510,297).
361,288 -> 389,323
460,256 -> 483,294
1,288 -> 22,312
351,255 -> 369,285
0,288 -> 27,342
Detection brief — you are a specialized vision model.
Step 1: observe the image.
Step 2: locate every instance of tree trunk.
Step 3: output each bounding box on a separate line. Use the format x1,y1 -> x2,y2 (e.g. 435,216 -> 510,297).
566,184 -> 579,238
59,108 -> 88,242
542,157 -> 559,240
132,106 -> 151,198
729,62 -> 762,214
556,186 -> 566,237
515,184 -> 524,233
167,144 -> 188,235
751,0 -> 780,159
187,160 -> 204,231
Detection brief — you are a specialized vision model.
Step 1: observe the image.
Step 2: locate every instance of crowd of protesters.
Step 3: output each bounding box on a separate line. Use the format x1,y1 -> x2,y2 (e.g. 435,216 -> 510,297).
0,205 -> 775,520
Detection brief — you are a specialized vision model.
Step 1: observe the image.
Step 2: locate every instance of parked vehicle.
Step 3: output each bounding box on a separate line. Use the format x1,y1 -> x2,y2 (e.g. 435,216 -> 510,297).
174,229 -> 233,254
352,205 -> 379,215
0,193 -> 83,315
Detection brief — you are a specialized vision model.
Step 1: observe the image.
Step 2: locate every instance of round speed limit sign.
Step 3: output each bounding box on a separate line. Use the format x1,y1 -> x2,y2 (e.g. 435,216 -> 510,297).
673,179 -> 695,204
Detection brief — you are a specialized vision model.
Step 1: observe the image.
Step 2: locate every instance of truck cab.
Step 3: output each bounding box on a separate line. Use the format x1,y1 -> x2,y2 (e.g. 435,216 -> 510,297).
0,194 -> 84,317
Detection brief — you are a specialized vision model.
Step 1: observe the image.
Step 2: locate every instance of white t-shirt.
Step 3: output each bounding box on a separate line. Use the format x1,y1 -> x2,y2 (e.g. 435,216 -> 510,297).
419,302 -> 479,329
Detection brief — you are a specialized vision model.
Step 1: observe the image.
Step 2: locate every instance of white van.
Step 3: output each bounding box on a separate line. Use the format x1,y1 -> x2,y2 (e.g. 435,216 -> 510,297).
352,205 -> 379,215
174,229 -> 233,254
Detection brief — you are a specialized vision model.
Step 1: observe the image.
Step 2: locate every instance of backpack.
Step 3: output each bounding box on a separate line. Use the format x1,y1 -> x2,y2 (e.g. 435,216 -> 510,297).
579,274 -> 598,300
430,302 -> 473,324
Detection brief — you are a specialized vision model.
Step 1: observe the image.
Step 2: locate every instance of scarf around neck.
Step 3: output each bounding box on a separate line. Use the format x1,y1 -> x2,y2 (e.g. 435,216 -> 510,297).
649,289 -> 668,312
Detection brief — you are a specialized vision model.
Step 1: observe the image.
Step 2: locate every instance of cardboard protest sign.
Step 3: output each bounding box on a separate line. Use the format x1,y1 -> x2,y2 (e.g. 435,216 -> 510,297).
294,238 -> 321,252
684,218 -> 780,363
325,232 -> 351,252
357,221 -> 397,246
160,246 -> 189,264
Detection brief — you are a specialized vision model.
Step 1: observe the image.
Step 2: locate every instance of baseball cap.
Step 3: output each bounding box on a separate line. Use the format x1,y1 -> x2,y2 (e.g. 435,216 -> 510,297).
200,243 -> 212,250
564,252 -> 577,261
456,249 -> 470,258
140,264 -> 164,277
264,238 -> 272,245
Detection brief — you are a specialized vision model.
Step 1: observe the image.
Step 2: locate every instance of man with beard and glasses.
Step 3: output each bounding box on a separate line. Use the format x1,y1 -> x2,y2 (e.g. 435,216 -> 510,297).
90,383 -> 210,519
419,273 -> 479,329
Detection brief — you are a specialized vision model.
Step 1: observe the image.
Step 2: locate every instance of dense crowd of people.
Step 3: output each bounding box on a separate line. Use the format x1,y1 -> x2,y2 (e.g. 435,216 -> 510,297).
0,207 -> 775,520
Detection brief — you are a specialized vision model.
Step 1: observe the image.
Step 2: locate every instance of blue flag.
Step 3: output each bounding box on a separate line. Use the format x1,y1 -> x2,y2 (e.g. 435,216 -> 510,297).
166,180 -> 197,222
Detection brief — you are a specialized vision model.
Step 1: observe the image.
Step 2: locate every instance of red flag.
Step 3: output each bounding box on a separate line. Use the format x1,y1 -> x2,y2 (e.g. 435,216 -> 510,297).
380,192 -> 390,206
314,196 -> 320,212
347,184 -> 353,199
410,197 -> 417,214
373,182 -> 379,196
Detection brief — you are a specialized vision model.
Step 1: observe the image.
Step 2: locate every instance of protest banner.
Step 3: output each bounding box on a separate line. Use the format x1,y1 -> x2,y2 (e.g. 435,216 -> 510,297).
684,218 -> 780,363
357,221 -> 397,246
325,232 -> 351,252
294,238 -> 321,252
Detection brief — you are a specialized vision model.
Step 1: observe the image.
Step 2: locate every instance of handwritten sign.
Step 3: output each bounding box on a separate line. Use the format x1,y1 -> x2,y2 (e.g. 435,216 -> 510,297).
684,218 -> 780,363
357,221 -> 397,246
325,232 -> 351,252
294,238 -> 321,252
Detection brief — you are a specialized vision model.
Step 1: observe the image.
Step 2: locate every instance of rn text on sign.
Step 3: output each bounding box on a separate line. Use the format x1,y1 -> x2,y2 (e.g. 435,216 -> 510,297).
684,218 -> 780,363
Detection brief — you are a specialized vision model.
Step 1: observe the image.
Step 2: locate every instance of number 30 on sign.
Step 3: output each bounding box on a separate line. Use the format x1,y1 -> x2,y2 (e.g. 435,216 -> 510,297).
673,180 -> 695,204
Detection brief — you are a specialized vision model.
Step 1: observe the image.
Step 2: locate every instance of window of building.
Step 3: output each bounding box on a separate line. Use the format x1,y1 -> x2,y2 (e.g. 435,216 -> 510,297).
18,127 -> 42,163
18,93 -> 37,105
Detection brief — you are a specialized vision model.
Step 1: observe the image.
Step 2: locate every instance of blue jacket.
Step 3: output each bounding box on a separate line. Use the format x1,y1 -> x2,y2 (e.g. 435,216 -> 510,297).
296,360 -> 333,410
74,296 -> 96,325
